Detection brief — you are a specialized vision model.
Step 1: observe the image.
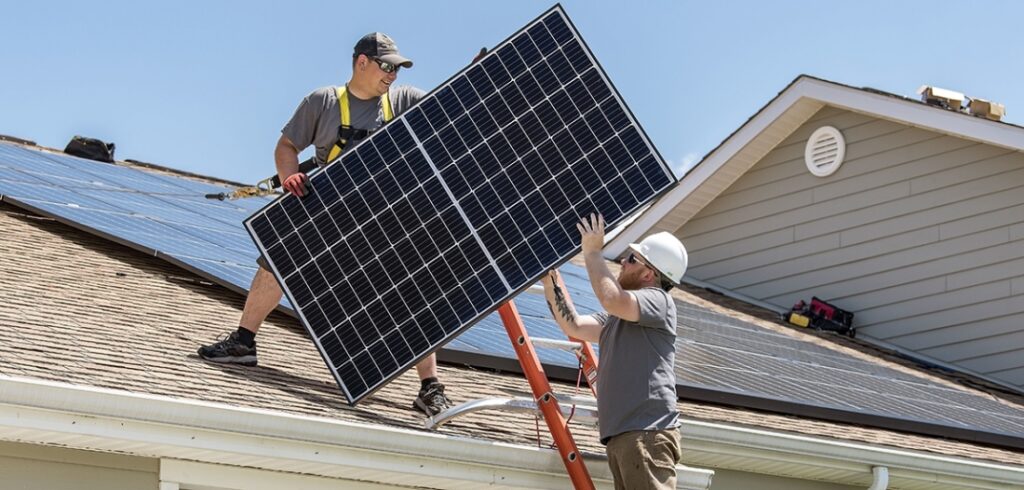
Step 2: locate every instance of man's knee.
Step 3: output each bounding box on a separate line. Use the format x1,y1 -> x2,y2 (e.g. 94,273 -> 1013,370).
417,353 -> 437,366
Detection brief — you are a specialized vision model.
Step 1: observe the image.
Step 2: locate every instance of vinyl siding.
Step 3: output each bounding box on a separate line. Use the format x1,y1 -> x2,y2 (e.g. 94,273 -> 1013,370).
0,441 -> 158,490
709,468 -> 859,490
678,106 -> 1024,388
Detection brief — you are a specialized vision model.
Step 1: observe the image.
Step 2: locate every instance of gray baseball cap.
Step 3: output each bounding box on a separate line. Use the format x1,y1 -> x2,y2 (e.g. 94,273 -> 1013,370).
354,32 -> 413,68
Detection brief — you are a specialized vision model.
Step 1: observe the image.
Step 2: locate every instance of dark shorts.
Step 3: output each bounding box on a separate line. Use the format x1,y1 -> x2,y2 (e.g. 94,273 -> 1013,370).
256,254 -> 270,271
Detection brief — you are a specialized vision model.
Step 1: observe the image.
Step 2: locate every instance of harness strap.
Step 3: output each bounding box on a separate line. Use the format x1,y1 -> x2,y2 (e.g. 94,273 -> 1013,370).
326,86 -> 393,163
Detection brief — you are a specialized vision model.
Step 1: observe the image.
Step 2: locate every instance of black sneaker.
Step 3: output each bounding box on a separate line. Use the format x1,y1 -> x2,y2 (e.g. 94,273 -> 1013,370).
197,331 -> 258,366
413,381 -> 452,416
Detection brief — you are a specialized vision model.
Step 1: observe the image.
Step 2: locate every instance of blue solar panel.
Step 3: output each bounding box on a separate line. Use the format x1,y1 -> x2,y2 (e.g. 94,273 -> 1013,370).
674,300 -> 1024,445
246,5 -> 675,404
0,141 -> 275,301
168,254 -> 263,291
0,181 -> 127,212
0,165 -> 50,185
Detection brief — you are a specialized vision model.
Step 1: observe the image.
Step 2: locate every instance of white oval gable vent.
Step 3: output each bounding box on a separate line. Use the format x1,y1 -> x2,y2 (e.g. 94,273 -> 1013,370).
804,126 -> 846,177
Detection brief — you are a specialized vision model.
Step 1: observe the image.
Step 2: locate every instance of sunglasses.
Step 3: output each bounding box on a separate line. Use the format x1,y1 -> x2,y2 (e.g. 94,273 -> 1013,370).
626,253 -> 650,268
372,58 -> 401,74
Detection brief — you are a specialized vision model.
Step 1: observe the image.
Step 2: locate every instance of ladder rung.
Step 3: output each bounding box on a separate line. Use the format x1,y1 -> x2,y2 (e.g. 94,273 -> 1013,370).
425,396 -> 598,430
532,337 -> 584,352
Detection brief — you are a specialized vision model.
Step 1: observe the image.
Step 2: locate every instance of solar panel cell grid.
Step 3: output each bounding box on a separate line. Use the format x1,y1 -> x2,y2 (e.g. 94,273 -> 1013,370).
245,6 -> 674,403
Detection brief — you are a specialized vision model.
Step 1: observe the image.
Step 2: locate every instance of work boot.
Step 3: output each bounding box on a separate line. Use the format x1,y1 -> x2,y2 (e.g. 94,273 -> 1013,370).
413,381 -> 452,416
197,331 -> 258,366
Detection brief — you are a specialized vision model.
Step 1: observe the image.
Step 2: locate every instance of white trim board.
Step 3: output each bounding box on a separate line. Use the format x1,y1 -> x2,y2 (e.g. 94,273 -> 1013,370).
607,75 -> 1024,257
3,374 -> 1022,489
0,375 -> 713,490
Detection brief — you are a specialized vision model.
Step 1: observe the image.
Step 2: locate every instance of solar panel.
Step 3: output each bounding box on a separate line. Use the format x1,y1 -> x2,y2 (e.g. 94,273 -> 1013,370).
0,142 -> 276,296
245,5 -> 675,404
674,302 -> 1024,440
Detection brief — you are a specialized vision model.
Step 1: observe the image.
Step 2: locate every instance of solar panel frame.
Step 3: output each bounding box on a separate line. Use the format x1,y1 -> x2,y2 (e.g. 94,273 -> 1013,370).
244,5 -> 677,404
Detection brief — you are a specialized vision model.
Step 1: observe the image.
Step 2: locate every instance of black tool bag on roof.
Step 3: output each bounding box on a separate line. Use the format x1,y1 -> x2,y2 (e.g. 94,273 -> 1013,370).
64,135 -> 115,163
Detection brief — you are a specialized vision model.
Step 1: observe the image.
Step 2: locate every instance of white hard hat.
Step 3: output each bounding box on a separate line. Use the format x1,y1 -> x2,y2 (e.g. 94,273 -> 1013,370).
627,232 -> 688,285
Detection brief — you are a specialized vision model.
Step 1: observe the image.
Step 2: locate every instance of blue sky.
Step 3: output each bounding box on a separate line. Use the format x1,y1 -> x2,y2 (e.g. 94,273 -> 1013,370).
2,1 -> 1021,185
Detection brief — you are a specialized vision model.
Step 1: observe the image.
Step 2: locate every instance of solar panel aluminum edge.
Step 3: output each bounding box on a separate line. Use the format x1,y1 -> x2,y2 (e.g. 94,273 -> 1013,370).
244,4 -> 677,404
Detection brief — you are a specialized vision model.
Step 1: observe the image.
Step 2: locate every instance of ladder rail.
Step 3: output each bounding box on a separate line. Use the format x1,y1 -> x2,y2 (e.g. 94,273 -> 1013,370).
525,283 -> 600,398
498,301 -> 596,490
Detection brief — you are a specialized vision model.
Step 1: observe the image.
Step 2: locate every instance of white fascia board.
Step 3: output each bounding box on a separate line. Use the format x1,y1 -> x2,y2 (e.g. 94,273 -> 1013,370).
682,419 -> 1024,489
605,82 -> 810,257
798,79 -> 1024,153
606,76 -> 1024,259
0,375 -> 713,490
5,375 -> 1020,488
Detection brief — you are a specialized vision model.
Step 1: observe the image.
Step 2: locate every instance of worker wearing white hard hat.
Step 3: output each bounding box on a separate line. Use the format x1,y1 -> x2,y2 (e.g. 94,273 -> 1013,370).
540,213 -> 687,490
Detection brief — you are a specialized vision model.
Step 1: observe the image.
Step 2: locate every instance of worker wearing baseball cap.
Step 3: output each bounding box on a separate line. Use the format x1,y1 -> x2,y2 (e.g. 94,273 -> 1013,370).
198,32 -> 453,417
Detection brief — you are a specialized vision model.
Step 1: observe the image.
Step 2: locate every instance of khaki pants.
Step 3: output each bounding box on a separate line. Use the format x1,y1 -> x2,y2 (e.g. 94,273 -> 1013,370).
606,429 -> 681,490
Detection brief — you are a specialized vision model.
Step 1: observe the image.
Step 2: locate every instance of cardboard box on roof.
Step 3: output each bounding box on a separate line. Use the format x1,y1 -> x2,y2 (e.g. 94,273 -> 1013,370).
917,85 -> 965,111
968,98 -> 1006,121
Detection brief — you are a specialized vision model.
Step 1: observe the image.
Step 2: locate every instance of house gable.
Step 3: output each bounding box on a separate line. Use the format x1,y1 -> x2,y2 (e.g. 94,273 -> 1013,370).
648,100 -> 1024,390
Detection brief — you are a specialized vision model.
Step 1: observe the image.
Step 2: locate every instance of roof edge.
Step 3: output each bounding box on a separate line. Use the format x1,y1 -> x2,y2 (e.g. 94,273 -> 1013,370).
0,139 -> 246,188
607,74 -> 1024,257
684,418 -> 1024,488
0,374 -> 714,489
6,374 -> 1021,488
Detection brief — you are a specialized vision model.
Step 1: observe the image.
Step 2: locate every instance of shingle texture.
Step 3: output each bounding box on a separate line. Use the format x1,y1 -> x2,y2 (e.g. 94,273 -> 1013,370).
1,200 -> 1022,466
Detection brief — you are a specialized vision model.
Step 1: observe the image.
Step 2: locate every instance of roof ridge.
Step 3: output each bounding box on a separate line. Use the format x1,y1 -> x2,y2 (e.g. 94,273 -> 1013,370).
0,135 -> 246,188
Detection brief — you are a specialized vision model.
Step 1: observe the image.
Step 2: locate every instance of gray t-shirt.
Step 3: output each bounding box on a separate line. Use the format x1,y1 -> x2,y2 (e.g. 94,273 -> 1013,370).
281,84 -> 426,164
592,287 -> 679,444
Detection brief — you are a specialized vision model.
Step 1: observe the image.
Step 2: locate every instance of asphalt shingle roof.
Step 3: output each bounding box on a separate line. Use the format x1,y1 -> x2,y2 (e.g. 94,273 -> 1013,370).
2,199 -> 1023,466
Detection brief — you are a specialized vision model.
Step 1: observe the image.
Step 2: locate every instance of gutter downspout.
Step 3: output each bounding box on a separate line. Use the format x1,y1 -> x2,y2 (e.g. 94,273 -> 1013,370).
867,466 -> 889,490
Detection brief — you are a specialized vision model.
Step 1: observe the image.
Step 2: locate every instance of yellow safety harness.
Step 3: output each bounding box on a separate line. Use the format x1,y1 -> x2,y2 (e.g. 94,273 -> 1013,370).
205,86 -> 393,200
326,85 -> 393,162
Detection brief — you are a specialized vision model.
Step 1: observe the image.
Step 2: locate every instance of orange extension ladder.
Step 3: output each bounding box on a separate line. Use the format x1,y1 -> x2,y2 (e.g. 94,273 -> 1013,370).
428,295 -> 601,490
497,300 -> 599,489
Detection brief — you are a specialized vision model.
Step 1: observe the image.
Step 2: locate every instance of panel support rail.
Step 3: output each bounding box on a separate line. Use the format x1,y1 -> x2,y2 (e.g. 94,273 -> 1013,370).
498,300 -> 596,490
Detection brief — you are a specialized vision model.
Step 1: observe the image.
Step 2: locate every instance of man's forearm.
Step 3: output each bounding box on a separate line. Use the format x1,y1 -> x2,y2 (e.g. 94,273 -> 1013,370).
274,140 -> 300,181
541,270 -> 580,336
583,250 -> 624,308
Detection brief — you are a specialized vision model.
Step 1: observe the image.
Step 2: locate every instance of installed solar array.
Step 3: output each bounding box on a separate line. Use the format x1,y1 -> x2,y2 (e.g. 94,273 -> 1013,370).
245,6 -> 675,403
674,301 -> 1024,447
3,142 -> 1024,449
0,142 -> 273,293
